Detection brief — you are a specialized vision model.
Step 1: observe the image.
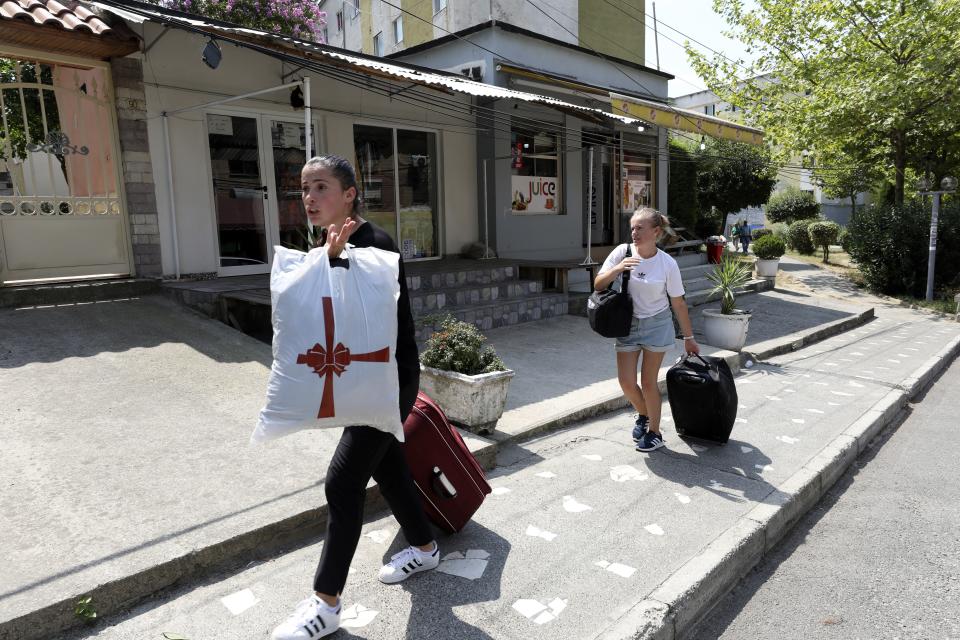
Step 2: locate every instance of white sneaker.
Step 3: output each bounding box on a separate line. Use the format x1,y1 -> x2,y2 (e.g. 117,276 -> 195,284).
378,544 -> 440,584
271,595 -> 340,640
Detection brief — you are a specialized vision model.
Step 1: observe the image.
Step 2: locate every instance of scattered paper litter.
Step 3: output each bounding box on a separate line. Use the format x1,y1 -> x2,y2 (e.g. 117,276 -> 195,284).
221,589 -> 258,616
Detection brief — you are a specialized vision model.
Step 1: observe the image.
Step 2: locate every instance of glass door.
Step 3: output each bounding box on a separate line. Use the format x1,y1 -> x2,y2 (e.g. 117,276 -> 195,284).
207,113 -> 271,274
265,118 -> 314,253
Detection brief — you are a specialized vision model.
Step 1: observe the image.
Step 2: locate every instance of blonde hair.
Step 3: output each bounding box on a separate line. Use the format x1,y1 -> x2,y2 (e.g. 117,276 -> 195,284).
630,207 -> 671,240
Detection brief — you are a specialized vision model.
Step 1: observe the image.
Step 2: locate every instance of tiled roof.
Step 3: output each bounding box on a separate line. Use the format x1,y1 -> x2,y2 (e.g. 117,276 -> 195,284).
0,0 -> 113,35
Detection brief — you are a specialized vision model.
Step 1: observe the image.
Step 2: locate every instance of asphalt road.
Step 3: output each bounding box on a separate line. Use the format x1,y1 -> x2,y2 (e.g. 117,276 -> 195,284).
690,355 -> 960,640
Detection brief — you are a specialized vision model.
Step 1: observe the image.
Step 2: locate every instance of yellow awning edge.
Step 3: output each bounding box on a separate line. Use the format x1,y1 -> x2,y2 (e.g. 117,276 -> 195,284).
610,92 -> 764,146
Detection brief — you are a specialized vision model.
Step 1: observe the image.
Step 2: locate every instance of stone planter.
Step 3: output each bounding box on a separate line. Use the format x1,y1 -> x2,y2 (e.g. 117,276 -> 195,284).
755,258 -> 780,278
702,309 -> 751,351
419,364 -> 515,435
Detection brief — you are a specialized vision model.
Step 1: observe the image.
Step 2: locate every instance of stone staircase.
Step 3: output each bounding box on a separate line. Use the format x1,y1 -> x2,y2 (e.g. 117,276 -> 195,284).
0,277 -> 160,308
406,260 -> 568,343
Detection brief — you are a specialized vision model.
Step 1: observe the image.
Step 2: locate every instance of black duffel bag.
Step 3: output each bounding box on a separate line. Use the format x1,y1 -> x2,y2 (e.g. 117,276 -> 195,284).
588,245 -> 634,338
666,353 -> 738,445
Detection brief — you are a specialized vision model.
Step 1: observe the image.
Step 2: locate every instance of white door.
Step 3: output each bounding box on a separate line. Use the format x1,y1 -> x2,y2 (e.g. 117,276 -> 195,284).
206,113 -> 316,276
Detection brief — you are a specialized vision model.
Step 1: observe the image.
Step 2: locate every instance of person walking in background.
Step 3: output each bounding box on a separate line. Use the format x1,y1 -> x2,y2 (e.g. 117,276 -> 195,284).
730,222 -> 741,252
271,155 -> 439,640
594,207 -> 700,453
738,219 -> 752,254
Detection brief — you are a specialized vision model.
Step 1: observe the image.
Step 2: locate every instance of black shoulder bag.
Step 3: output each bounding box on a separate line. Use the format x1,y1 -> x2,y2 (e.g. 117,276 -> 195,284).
587,244 -> 634,338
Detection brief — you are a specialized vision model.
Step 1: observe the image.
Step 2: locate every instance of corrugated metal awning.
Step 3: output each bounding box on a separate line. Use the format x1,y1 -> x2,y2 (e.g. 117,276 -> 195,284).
610,92 -> 765,145
91,0 -> 642,128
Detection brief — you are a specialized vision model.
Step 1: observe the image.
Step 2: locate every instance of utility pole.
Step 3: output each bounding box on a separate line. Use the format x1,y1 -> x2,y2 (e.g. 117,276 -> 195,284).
652,2 -> 661,70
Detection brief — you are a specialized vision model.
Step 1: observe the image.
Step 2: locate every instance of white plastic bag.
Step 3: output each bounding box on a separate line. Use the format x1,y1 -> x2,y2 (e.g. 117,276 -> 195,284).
251,244 -> 403,443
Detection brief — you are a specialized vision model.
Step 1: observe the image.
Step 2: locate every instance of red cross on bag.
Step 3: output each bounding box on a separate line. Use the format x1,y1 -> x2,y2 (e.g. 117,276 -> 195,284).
296,297 -> 391,418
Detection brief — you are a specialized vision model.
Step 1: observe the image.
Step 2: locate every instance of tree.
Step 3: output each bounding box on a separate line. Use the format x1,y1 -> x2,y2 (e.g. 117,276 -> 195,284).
766,187 -> 820,224
696,136 -> 778,232
808,220 -> 841,262
153,0 -> 326,42
688,0 -> 960,205
667,139 -> 700,232
811,145 -> 883,221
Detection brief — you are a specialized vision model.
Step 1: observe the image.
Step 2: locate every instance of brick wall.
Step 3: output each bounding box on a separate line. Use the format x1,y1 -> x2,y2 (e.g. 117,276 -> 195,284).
111,57 -> 162,278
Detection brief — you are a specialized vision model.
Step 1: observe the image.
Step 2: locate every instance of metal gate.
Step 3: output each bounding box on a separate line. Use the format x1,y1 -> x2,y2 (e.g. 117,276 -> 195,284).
0,52 -> 132,285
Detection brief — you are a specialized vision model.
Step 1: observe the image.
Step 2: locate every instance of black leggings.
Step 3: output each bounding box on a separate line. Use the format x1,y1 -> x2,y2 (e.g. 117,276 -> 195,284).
313,425 -> 433,595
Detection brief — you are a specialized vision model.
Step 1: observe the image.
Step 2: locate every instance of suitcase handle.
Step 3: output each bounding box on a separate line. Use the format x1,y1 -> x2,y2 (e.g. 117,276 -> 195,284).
430,466 -> 457,499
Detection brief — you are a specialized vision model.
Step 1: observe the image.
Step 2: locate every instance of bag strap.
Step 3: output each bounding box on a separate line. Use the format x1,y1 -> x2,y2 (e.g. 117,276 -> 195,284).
619,244 -> 632,294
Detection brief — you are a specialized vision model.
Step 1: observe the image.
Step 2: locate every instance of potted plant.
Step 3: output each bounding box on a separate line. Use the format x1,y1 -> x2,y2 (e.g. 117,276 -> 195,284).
419,315 -> 514,435
702,256 -> 754,351
752,234 -> 786,278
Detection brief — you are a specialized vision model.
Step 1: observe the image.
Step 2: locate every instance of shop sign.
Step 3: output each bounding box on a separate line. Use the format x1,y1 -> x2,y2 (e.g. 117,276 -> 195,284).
511,175 -> 559,214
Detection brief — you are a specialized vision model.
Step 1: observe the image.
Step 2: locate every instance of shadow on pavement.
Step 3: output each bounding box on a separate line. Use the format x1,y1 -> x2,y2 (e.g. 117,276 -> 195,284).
645,441 -> 775,505
389,522 -> 509,640
0,295 -> 270,368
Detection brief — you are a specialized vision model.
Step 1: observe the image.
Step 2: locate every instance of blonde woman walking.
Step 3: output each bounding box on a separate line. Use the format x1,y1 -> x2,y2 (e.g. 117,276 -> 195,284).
594,208 -> 700,452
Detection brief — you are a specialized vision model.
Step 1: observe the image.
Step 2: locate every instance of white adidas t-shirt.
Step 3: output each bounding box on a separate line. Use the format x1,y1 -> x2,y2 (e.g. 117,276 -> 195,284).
599,245 -> 685,318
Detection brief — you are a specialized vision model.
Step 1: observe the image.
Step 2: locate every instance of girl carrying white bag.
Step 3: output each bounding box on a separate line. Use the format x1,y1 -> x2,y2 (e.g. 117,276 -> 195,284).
251,242 -> 404,443
266,155 -> 438,640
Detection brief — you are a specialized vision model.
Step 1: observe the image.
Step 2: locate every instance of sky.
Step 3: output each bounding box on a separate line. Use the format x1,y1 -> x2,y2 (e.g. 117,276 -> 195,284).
642,0 -> 757,98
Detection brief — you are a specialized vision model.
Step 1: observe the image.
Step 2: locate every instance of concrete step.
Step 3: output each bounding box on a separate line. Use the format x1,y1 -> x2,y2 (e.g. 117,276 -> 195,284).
409,279 -> 543,314
679,262 -> 718,281
674,251 -> 708,268
414,292 -> 569,343
0,278 -> 160,308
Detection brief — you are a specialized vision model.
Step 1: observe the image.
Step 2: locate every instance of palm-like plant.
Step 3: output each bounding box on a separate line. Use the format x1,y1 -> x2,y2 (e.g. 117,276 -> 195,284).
707,255 -> 753,314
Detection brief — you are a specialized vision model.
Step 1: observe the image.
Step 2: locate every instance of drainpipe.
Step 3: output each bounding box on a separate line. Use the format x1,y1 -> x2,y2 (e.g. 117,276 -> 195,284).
303,76 -> 312,157
161,113 -> 181,280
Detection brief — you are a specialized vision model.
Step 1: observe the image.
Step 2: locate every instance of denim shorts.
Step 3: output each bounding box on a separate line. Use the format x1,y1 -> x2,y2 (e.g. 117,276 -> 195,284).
615,308 -> 675,353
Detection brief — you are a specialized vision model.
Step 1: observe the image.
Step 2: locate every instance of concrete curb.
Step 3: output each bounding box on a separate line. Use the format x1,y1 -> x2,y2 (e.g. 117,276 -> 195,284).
593,331 -> 960,640
0,306 -> 886,640
744,306 -> 875,363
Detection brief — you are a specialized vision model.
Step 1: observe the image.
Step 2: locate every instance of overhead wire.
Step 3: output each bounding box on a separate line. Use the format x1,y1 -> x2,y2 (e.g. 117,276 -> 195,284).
99,0 -> 864,173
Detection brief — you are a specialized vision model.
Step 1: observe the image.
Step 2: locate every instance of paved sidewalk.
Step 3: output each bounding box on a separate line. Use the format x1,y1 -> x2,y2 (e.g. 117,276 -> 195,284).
2,262 -> 956,639
59,296 -> 960,640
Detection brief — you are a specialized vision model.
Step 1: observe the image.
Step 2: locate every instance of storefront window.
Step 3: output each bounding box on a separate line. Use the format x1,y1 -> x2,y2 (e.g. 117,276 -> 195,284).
510,125 -> 561,215
354,124 -> 438,258
619,143 -> 653,239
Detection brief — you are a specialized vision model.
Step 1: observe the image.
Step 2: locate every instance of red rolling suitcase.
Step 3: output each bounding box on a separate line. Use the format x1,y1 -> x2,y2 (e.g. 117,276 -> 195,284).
402,392 -> 491,533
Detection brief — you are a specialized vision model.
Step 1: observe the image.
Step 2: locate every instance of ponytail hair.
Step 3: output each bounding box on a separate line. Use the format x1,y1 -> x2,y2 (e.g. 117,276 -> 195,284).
631,206 -> 672,240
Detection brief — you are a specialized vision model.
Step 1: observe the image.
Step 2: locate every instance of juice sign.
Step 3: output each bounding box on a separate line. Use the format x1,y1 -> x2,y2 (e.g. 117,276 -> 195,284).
511,176 -> 559,214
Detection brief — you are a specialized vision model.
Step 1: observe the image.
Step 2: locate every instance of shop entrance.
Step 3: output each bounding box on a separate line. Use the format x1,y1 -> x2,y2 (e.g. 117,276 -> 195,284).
205,111 -> 317,275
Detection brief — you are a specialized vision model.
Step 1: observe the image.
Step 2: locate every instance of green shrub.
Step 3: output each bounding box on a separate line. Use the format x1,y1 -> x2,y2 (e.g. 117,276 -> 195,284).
766,187 -> 821,224
421,315 -> 506,375
695,207 -> 723,239
752,234 -> 786,260
787,219 -> 817,254
770,222 -> 789,241
837,226 -> 851,253
846,201 -> 960,296
808,220 -> 841,262
752,228 -> 773,240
